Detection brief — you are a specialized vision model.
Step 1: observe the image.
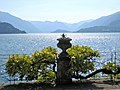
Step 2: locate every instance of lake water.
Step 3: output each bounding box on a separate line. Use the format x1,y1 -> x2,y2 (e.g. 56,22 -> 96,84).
0,33 -> 120,84
0,33 -> 120,54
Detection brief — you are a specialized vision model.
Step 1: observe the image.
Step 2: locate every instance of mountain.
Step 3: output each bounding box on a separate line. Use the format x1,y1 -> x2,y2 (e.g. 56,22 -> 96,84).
0,22 -> 26,34
51,29 -> 71,33
30,21 -> 69,33
31,11 -> 120,33
76,20 -> 120,33
109,20 -> 120,27
0,11 -> 40,33
1,11 -> 120,33
30,20 -> 92,33
63,20 -> 93,30
78,11 -> 120,29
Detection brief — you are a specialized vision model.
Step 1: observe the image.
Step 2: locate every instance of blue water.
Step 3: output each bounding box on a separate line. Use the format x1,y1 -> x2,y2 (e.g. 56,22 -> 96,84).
0,33 -> 120,84
0,33 -> 120,65
0,33 -> 120,54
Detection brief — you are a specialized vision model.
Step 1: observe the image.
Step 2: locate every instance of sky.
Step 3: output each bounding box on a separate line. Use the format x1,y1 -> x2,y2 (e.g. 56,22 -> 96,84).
0,0 -> 120,23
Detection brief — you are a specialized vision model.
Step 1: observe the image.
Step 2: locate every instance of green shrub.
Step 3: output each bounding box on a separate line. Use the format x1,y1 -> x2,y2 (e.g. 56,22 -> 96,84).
5,45 -> 100,83
67,45 -> 100,75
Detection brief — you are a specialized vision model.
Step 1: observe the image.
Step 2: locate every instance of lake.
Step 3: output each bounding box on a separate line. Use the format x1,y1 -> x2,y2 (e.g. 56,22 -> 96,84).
0,33 -> 120,84
1,33 -> 120,54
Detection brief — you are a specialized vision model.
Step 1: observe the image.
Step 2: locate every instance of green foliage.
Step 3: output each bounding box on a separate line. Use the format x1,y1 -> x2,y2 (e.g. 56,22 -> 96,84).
31,46 -> 58,82
5,45 -> 100,83
32,46 -> 58,63
103,62 -> 120,71
36,71 -> 56,84
103,62 -> 120,79
5,54 -> 32,80
5,46 -> 58,82
67,45 -> 100,75
116,74 -> 120,79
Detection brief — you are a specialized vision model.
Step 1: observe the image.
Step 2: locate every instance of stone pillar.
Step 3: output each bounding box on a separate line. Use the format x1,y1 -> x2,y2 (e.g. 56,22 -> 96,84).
57,34 -> 72,85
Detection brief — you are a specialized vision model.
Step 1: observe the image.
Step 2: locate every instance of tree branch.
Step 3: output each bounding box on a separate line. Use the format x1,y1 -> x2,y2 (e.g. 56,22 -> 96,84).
72,68 -> 120,79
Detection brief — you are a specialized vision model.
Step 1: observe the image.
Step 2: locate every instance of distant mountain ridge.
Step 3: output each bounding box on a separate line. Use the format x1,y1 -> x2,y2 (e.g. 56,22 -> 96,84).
32,11 -> 120,33
31,21 -> 90,33
76,20 -> 120,33
30,20 -> 91,33
0,11 -> 120,33
0,11 -> 40,33
51,29 -> 71,33
0,22 -> 26,34
78,11 -> 120,29
30,21 -> 70,33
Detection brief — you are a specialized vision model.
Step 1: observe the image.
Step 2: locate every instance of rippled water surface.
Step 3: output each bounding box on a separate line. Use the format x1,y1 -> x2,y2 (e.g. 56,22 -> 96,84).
0,33 -> 120,54
0,33 -> 120,84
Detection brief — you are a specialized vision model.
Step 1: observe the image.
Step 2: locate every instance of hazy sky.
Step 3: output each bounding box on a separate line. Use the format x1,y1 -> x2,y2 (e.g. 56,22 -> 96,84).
0,0 -> 120,23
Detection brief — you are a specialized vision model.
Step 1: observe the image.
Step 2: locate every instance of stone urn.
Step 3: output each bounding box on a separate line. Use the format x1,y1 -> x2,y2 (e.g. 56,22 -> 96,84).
56,34 -> 72,85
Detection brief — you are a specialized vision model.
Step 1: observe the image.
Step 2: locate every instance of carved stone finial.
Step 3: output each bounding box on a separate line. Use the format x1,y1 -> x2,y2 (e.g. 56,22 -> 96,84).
62,33 -> 65,38
57,34 -> 72,56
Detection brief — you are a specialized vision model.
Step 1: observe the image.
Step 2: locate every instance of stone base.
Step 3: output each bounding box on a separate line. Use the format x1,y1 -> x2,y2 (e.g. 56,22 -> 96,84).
56,78 -> 72,85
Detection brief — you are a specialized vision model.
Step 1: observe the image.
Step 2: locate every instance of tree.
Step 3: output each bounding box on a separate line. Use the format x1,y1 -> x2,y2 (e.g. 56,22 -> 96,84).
103,62 -> 120,79
31,46 -> 58,83
5,45 -> 100,83
67,45 -> 100,76
5,54 -> 32,80
5,46 -> 58,83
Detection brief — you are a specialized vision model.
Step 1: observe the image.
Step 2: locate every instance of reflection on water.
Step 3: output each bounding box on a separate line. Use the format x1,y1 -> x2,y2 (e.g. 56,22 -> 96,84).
0,33 -> 120,55
0,33 -> 120,84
